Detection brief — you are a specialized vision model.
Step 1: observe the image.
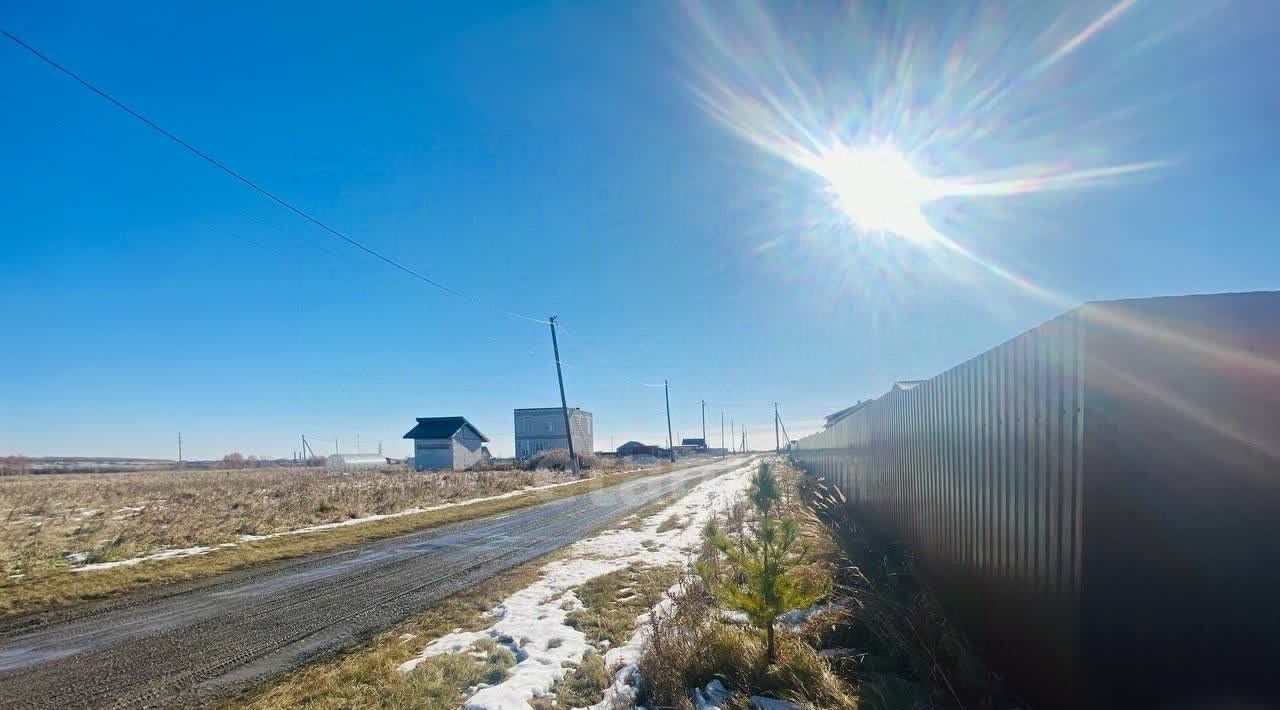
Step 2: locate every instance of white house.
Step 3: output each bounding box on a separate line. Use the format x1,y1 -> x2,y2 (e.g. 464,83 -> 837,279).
403,416 -> 489,471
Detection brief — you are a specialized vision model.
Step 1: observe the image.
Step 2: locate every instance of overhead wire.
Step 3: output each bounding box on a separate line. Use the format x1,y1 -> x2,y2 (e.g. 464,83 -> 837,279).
3,28 -> 805,435
1,28 -> 550,326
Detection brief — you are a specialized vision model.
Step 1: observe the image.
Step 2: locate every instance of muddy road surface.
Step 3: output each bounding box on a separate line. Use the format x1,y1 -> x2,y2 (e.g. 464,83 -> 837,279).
0,457 -> 750,709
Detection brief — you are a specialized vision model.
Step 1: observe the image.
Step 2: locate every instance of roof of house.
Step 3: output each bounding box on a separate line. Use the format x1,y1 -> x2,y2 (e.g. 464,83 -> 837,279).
681,438 -> 707,446
825,400 -> 872,427
402,417 -> 489,442
824,380 -> 927,428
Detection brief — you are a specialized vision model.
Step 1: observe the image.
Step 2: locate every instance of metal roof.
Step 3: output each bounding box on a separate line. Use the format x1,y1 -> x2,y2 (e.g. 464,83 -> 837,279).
402,417 -> 489,442
825,400 -> 872,427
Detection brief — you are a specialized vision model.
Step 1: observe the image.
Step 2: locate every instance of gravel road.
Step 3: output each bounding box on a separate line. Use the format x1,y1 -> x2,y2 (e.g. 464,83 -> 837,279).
0,457 -> 750,709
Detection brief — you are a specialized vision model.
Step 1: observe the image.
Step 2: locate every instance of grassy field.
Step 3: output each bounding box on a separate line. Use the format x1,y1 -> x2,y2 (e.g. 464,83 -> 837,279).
0,459 -> 673,619
0,465 -> 590,577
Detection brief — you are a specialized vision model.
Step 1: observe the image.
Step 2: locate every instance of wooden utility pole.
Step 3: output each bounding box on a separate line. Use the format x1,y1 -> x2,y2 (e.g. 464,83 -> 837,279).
731,419 -> 736,453
664,380 -> 675,462
302,435 -> 320,465
775,402 -> 780,453
178,432 -> 183,470
721,409 -> 725,457
548,316 -> 580,476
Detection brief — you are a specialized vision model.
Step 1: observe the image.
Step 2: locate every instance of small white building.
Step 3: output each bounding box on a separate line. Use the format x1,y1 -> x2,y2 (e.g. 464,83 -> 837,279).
325,453 -> 387,472
403,416 -> 490,471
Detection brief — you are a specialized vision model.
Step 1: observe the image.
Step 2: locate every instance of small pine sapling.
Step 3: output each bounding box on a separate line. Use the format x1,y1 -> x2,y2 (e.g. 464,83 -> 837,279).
704,461 -> 828,662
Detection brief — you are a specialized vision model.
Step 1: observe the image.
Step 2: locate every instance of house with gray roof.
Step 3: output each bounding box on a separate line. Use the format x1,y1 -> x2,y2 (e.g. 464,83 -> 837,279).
403,416 -> 489,471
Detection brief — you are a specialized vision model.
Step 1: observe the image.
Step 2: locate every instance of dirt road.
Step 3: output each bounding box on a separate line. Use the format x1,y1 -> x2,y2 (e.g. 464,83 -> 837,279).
0,457 -> 750,709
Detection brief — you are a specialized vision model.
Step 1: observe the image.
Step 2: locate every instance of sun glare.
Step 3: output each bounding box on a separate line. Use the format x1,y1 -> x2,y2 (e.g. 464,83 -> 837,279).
815,143 -> 937,242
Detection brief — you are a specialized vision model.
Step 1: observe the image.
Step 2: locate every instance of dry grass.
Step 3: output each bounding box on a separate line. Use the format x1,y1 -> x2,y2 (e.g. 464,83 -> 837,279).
568,562 -> 678,648
230,529 -> 682,709
224,552 -> 552,710
635,458 -> 856,710
799,463 -> 1022,710
533,562 -> 679,709
0,466 -> 570,577
656,514 -> 683,533
0,463 -> 676,619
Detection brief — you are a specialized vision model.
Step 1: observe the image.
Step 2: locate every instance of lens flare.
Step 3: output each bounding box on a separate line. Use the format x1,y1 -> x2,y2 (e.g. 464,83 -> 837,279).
682,1 -> 1280,459
679,0 -> 1229,305
814,142 -> 938,243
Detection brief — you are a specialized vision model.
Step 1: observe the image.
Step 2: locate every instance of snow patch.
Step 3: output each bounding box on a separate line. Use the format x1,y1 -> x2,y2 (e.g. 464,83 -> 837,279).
237,477 -> 592,543
399,461 -> 755,709
66,474 -> 613,573
111,506 -> 146,520
70,543 -> 238,572
694,679 -> 732,709
749,696 -> 799,709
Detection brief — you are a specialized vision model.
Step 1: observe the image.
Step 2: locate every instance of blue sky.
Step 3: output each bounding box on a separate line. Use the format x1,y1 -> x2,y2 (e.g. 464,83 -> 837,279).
2,1 -> 1277,459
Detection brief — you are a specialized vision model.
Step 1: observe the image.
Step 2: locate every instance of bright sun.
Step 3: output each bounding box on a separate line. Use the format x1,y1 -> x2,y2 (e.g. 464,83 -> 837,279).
815,142 -> 938,242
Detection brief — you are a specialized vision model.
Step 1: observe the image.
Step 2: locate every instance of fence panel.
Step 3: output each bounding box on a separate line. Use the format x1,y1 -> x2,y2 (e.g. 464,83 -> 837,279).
790,292 -> 1280,708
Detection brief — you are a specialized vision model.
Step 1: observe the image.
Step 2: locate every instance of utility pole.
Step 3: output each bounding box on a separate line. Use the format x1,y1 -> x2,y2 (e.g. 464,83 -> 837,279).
701,399 -> 711,445
664,380 -> 675,462
743,427 -> 747,453
177,432 -> 183,470
775,402 -> 780,453
731,419 -> 736,454
721,409 -> 725,457
548,316 -> 580,476
356,434 -> 360,453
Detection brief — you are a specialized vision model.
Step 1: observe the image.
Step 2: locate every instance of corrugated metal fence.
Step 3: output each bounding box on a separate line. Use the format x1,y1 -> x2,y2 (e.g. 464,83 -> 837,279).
792,292 -> 1280,708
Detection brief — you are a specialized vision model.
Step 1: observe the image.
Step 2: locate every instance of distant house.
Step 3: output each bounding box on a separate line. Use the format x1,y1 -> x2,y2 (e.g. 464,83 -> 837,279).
617,441 -> 666,457
824,401 -> 871,429
403,417 -> 490,471
514,407 -> 593,460
680,437 -> 707,449
825,381 -> 926,429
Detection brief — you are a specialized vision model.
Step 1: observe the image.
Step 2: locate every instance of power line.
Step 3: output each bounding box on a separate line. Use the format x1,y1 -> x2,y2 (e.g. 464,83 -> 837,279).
2,29 -> 551,326
2,29 -> 776,436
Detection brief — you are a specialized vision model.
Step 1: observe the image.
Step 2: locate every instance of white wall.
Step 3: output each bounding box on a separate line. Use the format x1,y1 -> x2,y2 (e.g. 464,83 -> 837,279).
451,428 -> 485,470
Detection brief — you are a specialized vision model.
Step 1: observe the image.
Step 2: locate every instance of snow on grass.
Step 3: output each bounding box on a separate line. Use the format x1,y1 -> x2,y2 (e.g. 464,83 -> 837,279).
65,476 -> 605,573
70,543 -> 238,572
237,477 -> 597,543
397,461 -> 755,709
